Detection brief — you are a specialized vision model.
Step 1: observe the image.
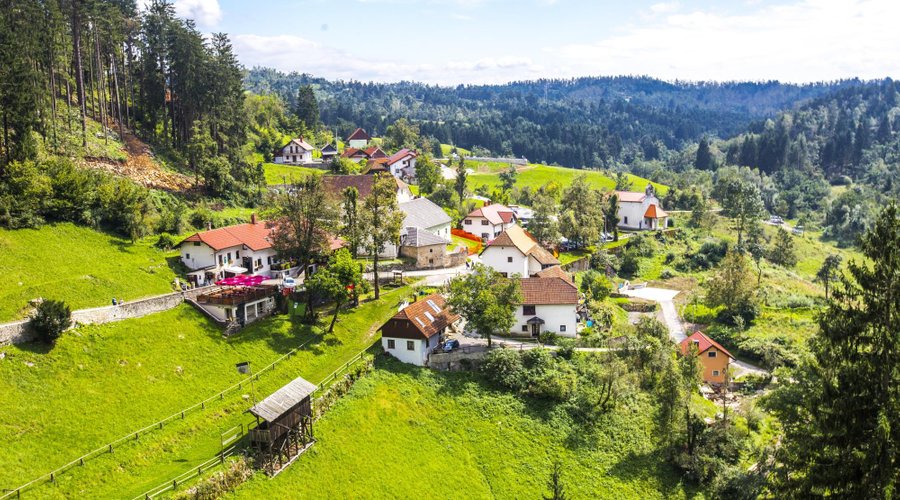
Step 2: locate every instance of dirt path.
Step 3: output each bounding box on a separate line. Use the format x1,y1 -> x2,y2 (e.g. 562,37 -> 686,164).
81,127 -> 195,192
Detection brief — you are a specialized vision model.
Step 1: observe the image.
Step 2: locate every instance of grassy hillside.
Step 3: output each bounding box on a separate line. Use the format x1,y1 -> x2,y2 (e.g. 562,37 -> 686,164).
9,285 -> 413,498
468,164 -> 668,196
263,163 -> 323,185
0,224 -> 178,321
440,143 -> 472,157
233,358 -> 696,499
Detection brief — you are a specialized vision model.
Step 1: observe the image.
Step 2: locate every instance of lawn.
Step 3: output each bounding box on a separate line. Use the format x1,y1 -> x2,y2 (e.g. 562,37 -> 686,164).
467,164 -> 668,196
557,249 -> 590,266
232,358 -> 697,499
0,224 -> 178,321
450,234 -> 481,254
440,143 -> 472,157
262,162 -> 323,185
7,285 -> 414,498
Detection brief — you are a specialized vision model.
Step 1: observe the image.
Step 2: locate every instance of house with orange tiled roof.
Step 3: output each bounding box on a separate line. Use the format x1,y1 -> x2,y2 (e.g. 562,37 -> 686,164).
385,148 -> 418,180
515,266 -> 579,338
480,225 -> 559,278
615,184 -> 669,231
679,331 -> 735,384
178,214 -> 280,286
379,293 -> 460,366
463,203 -> 518,240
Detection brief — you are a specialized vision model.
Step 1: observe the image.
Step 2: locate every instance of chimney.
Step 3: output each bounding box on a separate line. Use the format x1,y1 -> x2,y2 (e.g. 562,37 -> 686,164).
251,213 -> 257,225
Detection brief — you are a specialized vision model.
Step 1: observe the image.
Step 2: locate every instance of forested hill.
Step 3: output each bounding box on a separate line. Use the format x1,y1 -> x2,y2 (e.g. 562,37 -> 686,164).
245,68 -> 860,167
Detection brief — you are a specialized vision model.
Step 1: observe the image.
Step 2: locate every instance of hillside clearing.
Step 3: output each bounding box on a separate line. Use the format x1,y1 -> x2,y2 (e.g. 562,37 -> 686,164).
467,164 -> 668,195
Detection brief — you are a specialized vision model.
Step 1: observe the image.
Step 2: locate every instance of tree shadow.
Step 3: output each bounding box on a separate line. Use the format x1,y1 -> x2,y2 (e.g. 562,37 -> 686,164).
605,449 -> 702,498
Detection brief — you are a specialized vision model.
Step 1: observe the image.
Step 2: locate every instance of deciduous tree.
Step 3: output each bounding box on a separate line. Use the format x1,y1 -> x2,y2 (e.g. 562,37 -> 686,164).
447,263 -> 521,347
360,173 -> 404,299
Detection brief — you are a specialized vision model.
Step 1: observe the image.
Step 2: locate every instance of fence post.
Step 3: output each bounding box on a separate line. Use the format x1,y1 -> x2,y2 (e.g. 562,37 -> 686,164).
109,444 -> 113,453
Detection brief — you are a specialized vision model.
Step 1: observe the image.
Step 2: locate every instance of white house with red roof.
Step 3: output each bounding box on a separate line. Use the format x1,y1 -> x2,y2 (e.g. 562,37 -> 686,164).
379,294 -> 460,366
273,138 -> 314,165
463,203 -> 518,240
480,225 -> 559,278
346,128 -> 371,149
615,184 -> 669,230
514,266 -> 579,338
386,148 -> 418,180
178,214 -> 280,286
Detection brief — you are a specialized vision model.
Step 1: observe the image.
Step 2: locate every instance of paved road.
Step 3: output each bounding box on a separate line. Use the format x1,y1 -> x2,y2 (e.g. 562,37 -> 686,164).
364,263 -> 470,287
619,286 -> 767,378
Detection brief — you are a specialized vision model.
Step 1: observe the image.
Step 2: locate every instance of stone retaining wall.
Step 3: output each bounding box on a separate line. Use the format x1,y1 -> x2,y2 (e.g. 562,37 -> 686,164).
0,320 -> 34,346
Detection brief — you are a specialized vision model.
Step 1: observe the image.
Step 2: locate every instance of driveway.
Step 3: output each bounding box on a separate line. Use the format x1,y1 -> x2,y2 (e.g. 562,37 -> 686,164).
364,263 -> 470,287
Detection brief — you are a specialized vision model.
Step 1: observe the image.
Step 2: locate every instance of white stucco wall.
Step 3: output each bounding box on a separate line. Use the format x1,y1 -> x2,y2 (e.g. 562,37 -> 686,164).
481,246 -> 528,277
617,195 -> 667,230
382,336 -> 436,366
181,243 -> 280,285
348,139 -> 368,149
513,303 -> 578,338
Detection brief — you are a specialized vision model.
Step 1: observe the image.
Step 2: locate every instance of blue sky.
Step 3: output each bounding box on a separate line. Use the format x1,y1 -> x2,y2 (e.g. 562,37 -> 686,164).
165,0 -> 900,84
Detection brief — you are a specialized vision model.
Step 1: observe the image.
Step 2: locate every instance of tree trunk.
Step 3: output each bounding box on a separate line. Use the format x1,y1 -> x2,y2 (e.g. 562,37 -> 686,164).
373,252 -> 380,299
328,298 -> 343,333
110,50 -> 124,140
71,0 -> 87,147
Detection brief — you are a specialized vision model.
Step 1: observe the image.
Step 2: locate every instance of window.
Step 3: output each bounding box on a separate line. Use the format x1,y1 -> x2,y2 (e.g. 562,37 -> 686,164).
193,242 -> 200,246
500,272 -> 508,278
185,253 -> 191,260
387,339 -> 395,349
523,305 -> 536,315
481,233 -> 489,239
464,219 -> 472,225
481,220 -> 489,225
406,341 -> 414,351
522,325 -> 528,332
227,252 -> 232,261
708,351 -> 717,358
712,370 -> 720,377
560,325 -> 567,332
235,251 -> 240,259
624,216 -> 629,224
507,256 -> 513,263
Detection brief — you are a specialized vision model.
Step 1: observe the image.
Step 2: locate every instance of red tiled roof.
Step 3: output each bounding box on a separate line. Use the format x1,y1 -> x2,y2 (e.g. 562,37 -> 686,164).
485,225 -> 559,266
387,148 -> 417,165
679,331 -> 734,359
520,276 -> 578,305
322,174 -> 408,199
467,203 -> 516,226
535,265 -> 573,284
615,191 -> 647,203
364,147 -> 387,158
181,222 -> 273,252
391,294 -> 460,339
346,128 -> 371,141
341,147 -> 365,158
644,204 -> 668,218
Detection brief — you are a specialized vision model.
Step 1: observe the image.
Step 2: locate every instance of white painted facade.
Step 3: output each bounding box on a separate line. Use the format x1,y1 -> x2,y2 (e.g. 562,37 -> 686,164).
180,243 -> 279,286
388,154 -> 417,180
348,138 -> 368,149
274,143 -> 313,165
617,194 -> 668,231
381,334 -> 439,366
462,216 -> 516,240
514,303 -> 578,338
480,246 -> 543,277
200,296 -> 275,325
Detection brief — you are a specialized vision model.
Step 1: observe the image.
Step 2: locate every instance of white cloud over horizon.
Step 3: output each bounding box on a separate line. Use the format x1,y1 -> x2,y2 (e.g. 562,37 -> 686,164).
230,0 -> 900,85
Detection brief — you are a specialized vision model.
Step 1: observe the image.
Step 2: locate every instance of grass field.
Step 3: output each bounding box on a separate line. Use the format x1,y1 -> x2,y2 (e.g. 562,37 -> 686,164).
262,163 -> 323,185
0,224 -> 178,321
467,164 -> 668,196
5,285 -> 414,498
440,143 -> 472,157
232,358 -> 696,499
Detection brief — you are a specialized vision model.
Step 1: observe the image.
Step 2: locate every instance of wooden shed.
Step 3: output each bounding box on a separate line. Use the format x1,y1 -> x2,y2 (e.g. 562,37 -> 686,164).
248,376 -> 317,474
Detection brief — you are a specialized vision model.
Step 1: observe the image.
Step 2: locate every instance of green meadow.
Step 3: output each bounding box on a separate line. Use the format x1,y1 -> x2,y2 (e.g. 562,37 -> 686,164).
467,164 -> 668,195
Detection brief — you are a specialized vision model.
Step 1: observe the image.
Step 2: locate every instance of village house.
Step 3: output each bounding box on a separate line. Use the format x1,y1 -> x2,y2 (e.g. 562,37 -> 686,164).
615,184 -> 669,231
273,138 -> 314,165
379,294 -> 460,366
194,285 -> 278,327
346,127 -> 372,149
341,146 -> 388,164
480,225 -> 559,277
399,197 -> 452,241
463,203 -> 518,241
178,214 -> 280,286
386,148 -> 418,180
320,144 -> 338,161
322,174 -> 414,205
515,266 -> 579,338
679,331 -> 735,385
399,227 -> 450,269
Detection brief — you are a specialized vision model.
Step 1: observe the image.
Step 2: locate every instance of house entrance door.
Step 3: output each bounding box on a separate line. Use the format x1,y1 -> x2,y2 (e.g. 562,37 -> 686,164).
531,323 -> 540,337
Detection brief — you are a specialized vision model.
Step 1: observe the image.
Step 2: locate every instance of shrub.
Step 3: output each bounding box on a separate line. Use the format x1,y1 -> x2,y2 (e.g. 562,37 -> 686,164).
589,251 -> 619,274
538,331 -> 559,346
580,270 -> 611,301
155,232 -> 178,250
660,268 -> 675,279
481,348 -> 526,391
31,299 -> 71,344
625,234 -> 656,257
619,250 -> 640,277
664,252 -> 676,264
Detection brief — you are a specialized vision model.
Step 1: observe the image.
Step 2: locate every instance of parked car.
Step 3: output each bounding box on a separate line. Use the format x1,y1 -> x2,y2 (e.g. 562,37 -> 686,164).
283,277 -> 297,288
769,215 -> 784,224
792,225 -> 805,235
442,339 -> 460,352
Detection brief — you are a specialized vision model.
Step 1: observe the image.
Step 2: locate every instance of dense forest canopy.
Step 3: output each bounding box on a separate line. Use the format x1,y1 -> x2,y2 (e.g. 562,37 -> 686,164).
245,68 -> 863,168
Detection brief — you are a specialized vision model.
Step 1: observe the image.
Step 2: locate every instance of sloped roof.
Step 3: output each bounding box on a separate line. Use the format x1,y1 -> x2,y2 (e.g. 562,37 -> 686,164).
615,191 -> 647,203
365,147 -> 387,158
467,203 -> 516,225
402,226 -> 449,247
248,376 -> 317,423
485,226 -> 559,266
322,174 -> 408,199
679,331 -> 734,359
387,148 -> 417,165
400,198 -> 451,229
346,128 -> 371,141
391,293 -> 460,339
535,265 -> 573,284
644,204 -> 668,218
275,138 -> 313,154
520,276 -> 579,305
181,222 -> 273,251
341,147 -> 366,158
321,144 -> 337,153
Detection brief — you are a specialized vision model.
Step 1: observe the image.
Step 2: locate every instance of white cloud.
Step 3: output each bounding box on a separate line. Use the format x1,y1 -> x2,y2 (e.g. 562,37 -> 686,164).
232,34 -> 544,84
555,0 -> 900,82
172,0 -> 222,27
